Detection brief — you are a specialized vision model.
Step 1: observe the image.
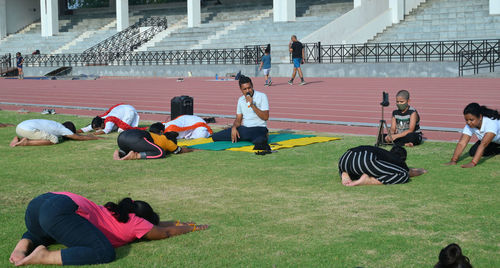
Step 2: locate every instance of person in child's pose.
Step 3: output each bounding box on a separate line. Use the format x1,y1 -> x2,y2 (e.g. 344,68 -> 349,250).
10,119 -> 101,147
113,123 -> 193,160
385,90 -> 422,147
9,192 -> 208,266
259,47 -> 272,86
444,103 -> 500,168
338,145 -> 427,186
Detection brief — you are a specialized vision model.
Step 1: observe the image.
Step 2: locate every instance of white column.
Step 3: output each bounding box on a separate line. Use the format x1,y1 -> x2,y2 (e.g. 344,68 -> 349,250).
389,0 -> 404,23
116,0 -> 129,32
41,0 -> 59,37
354,0 -> 362,8
187,0 -> 200,28
0,0 -> 6,39
273,0 -> 296,22
490,0 -> 500,15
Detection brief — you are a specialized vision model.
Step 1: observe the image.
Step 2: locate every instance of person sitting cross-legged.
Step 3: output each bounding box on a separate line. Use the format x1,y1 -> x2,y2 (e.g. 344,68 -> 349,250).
212,75 -> 270,149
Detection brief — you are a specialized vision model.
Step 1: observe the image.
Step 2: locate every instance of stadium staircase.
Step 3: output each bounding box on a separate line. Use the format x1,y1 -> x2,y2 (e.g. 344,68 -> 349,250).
370,0 -> 500,42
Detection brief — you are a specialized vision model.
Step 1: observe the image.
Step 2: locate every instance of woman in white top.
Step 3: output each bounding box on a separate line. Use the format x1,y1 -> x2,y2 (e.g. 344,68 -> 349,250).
445,103 -> 500,168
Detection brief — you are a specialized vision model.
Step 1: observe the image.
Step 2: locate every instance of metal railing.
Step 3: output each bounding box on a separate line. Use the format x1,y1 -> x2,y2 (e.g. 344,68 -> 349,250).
459,47 -> 500,76
299,39 -> 500,63
84,16 -> 168,54
23,45 -> 267,67
0,53 -> 12,74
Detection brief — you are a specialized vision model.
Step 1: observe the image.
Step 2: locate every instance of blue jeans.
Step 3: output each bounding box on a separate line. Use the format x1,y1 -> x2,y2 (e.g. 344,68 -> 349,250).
212,126 -> 268,145
22,193 -> 115,265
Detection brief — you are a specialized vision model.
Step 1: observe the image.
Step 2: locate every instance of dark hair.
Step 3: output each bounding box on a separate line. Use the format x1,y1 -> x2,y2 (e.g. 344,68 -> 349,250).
91,116 -> 104,129
463,103 -> 500,120
238,75 -> 253,88
149,122 -> 165,134
105,198 -> 159,225
435,243 -> 472,268
396,90 -> 410,100
164,131 -> 179,144
62,121 -> 76,133
390,145 -> 407,162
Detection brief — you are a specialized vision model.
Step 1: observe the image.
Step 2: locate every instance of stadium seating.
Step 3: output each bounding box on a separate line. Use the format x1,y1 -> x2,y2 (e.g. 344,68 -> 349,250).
371,0 -> 500,43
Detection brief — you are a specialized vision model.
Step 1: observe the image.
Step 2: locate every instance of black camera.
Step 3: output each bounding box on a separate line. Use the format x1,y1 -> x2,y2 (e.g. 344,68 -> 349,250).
380,91 -> 389,107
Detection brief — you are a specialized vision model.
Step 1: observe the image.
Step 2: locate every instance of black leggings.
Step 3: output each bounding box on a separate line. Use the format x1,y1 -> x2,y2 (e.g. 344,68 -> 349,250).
469,140 -> 500,157
117,130 -> 165,159
393,132 -> 422,146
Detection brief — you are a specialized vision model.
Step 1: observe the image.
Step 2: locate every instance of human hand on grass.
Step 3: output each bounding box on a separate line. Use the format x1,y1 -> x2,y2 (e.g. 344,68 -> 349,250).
461,162 -> 476,168
443,161 -> 457,166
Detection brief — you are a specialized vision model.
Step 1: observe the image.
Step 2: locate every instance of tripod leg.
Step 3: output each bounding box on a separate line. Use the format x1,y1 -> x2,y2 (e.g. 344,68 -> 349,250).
375,120 -> 385,146
383,121 -> 393,145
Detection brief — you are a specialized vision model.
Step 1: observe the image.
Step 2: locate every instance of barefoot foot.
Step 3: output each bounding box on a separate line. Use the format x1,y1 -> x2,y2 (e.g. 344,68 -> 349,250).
121,150 -> 139,160
404,142 -> 414,147
10,137 -> 19,147
15,245 -> 61,266
346,174 -> 383,186
9,249 -> 27,264
341,172 -> 353,186
113,150 -> 121,160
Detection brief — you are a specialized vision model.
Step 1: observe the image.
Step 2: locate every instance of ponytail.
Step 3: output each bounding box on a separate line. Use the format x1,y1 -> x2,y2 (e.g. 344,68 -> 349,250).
464,103 -> 500,120
105,197 -> 160,225
104,198 -> 135,223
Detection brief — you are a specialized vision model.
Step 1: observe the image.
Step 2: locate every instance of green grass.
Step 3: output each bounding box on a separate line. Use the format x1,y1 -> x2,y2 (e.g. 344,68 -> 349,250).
0,110 -> 499,267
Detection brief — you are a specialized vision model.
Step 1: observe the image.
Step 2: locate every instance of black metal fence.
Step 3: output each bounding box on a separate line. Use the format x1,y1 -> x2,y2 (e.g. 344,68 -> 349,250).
300,39 -> 500,63
23,45 -> 266,67
0,53 -> 12,74
459,47 -> 500,76
84,16 -> 168,55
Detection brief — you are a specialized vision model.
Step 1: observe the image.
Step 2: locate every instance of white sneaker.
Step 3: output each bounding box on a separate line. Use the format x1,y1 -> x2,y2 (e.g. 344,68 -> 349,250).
41,109 -> 50,115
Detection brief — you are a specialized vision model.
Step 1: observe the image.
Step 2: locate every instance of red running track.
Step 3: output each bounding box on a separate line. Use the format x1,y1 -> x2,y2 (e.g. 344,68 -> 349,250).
1,77 -> 499,141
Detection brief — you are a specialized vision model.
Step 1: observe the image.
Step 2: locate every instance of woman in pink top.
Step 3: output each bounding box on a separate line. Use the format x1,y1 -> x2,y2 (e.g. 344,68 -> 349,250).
9,192 -> 208,266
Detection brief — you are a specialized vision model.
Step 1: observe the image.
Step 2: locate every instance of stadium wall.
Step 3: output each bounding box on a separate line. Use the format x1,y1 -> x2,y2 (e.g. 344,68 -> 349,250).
23,62 -> 460,78
5,0 -> 39,35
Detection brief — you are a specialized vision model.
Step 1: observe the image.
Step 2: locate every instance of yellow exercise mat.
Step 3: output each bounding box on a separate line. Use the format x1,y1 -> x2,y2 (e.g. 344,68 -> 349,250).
227,136 -> 341,152
178,137 -> 213,147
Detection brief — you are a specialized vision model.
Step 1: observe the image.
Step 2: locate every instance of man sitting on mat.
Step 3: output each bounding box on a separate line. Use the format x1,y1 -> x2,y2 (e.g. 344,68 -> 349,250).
10,119 -> 100,147
162,115 -> 213,139
78,104 -> 143,135
338,145 -> 427,186
212,75 -> 270,149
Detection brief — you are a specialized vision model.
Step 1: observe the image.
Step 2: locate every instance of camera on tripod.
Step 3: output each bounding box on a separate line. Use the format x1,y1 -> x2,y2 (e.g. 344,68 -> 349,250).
376,91 -> 393,146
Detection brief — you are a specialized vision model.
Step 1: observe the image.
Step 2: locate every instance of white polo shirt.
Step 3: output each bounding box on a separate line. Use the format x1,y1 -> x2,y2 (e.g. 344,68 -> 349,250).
81,104 -> 140,134
462,116 -> 500,144
236,90 -> 269,128
17,119 -> 74,137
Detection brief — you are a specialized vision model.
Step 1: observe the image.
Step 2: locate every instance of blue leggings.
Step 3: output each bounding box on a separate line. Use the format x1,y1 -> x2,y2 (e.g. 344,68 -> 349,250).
22,193 -> 115,265
212,126 -> 268,145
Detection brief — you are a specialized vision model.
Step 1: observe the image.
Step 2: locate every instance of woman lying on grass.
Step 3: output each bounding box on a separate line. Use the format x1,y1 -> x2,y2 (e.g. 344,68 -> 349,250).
445,103 -> 500,168
338,145 -> 427,186
10,192 -> 208,266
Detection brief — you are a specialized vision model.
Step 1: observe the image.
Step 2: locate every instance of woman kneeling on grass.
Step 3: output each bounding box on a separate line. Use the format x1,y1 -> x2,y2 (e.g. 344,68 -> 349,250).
10,192 -> 208,266
338,145 -> 427,186
445,103 -> 500,168
113,123 -> 193,160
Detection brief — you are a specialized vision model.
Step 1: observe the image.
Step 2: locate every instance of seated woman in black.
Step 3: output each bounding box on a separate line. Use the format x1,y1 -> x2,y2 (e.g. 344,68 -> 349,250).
338,145 -> 427,186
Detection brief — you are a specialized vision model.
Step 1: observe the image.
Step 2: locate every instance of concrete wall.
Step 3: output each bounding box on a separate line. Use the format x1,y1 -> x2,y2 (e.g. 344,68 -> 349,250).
24,61 -> 462,78
303,0 -> 427,45
490,0 -> 500,15
5,0 -> 40,34
0,0 -> 6,39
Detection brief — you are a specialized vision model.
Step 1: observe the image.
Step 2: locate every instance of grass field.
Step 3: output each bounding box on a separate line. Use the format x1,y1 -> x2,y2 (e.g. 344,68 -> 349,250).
0,110 -> 499,267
